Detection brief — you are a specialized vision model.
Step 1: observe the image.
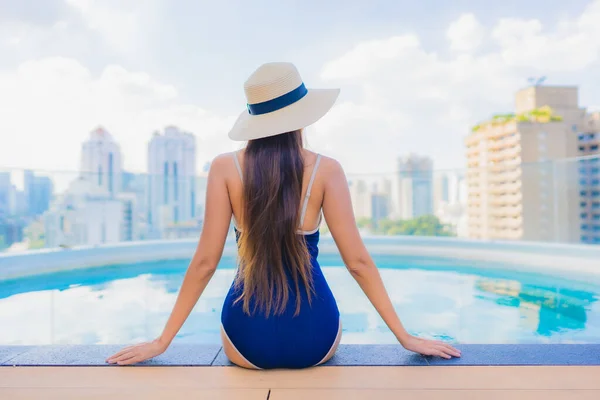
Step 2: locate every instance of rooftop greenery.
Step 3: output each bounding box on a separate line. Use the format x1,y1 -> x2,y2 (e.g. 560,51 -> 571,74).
472,105 -> 563,132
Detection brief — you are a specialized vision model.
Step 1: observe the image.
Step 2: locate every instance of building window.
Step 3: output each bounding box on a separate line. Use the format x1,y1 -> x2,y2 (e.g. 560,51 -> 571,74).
191,177 -> 196,218
164,162 -> 169,204
579,146 -> 585,151
98,166 -> 102,186
173,162 -> 178,201
108,152 -> 114,194
581,201 -> 587,207
592,145 -> 599,151
581,213 -> 588,218
581,190 -> 588,196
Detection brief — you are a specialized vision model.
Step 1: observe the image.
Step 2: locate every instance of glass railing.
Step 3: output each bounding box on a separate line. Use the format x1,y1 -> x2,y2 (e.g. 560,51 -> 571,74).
1,154 -> 599,253
1,154 -> 600,346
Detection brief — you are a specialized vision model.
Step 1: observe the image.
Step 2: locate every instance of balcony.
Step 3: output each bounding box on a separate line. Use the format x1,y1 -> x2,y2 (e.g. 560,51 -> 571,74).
486,122 -> 518,139
490,193 -> 523,206
488,169 -> 522,184
489,146 -> 522,162
490,216 -> 523,229
488,134 -> 520,151
490,205 -> 522,218
488,159 -> 521,173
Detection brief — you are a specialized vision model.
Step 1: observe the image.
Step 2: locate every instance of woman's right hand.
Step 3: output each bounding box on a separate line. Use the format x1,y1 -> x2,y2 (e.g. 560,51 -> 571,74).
106,339 -> 168,365
401,335 -> 461,359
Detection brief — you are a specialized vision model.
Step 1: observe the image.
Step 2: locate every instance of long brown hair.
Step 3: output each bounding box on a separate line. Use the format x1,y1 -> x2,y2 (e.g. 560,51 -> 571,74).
235,130 -> 314,316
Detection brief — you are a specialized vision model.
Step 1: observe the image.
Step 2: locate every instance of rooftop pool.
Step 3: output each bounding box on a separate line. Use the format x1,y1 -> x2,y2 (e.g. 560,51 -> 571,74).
1,236 -> 599,346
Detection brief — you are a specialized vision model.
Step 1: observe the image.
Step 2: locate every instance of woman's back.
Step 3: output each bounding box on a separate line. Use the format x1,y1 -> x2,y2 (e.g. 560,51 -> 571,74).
221,148 -> 341,369
228,149 -> 325,235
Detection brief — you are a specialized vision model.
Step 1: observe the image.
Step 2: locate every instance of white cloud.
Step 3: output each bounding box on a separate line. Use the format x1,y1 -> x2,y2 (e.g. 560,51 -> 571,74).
319,36 -> 521,173
321,35 -> 421,81
317,1 -> 600,174
65,0 -> 159,54
447,14 -> 484,52
0,57 -> 236,174
492,0 -> 600,70
2,1 -> 600,178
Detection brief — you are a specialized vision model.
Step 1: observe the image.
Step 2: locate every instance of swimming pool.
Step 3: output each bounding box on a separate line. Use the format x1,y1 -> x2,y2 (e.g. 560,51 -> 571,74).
2,251 -> 600,346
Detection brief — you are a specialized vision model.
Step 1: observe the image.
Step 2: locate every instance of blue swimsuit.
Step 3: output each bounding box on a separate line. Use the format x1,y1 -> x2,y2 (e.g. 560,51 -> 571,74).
221,153 -> 340,369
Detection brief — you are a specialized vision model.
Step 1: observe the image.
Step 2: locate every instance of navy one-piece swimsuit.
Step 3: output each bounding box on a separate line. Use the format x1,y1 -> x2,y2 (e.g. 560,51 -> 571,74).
221,153 -> 340,369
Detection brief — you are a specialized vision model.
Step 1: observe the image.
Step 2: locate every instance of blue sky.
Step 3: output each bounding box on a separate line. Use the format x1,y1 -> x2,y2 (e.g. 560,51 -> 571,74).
1,0 -> 599,176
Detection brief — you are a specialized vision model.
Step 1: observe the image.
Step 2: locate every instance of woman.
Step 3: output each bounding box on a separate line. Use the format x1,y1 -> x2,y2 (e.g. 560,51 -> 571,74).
107,62 -> 460,368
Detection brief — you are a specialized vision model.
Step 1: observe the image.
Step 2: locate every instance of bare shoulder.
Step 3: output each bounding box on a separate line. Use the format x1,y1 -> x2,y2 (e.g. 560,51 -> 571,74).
208,152 -> 237,178
316,154 -> 345,180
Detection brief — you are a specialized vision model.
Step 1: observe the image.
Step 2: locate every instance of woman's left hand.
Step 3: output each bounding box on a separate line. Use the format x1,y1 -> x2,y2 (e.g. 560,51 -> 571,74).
106,339 -> 167,365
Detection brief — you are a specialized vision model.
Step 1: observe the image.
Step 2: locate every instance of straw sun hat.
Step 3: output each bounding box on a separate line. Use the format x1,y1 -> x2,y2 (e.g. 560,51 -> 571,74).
228,62 -> 340,141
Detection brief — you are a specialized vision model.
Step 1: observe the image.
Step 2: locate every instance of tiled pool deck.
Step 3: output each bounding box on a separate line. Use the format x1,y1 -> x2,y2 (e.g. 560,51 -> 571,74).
1,345 -> 600,399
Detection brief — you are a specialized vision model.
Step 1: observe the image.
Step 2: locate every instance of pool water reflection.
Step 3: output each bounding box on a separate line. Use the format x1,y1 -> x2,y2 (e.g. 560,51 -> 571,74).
1,255 -> 599,345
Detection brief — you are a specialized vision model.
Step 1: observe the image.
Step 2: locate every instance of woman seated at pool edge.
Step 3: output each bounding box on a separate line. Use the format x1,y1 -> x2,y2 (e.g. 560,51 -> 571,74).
107,62 -> 461,368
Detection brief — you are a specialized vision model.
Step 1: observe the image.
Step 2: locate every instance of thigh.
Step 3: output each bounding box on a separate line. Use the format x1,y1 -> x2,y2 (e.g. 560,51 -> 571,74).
220,325 -> 261,370
316,318 -> 342,366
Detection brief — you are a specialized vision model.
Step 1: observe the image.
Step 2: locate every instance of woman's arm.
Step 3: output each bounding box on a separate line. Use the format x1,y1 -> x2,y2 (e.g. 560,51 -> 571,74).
321,159 -> 460,359
107,155 -> 234,365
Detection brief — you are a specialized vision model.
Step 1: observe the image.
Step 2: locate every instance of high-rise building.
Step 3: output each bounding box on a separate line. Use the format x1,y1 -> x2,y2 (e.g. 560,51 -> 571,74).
24,170 -> 53,217
0,172 -> 10,217
433,172 -> 450,213
195,173 -> 209,219
117,192 -> 138,242
147,126 -> 196,236
578,112 -> 600,244
370,193 -> 389,224
44,178 -> 124,247
348,179 -> 372,220
80,127 -> 123,197
391,154 -> 433,219
43,128 -> 132,248
121,171 -> 149,239
433,171 -> 468,237
466,85 -> 600,242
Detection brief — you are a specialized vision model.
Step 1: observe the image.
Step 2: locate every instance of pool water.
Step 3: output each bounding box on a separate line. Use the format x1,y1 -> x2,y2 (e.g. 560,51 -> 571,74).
1,254 -> 600,345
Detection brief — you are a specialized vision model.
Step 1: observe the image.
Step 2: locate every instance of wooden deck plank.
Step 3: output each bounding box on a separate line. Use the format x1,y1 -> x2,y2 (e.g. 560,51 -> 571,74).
270,389 -> 600,400
1,366 -> 599,390
0,388 -> 268,400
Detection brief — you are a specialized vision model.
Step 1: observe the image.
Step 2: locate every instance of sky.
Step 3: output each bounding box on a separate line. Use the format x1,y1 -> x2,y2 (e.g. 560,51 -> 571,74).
1,0 -> 600,177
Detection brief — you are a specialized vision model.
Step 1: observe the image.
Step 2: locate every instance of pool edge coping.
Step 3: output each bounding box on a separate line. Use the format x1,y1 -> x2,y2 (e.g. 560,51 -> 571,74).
1,344 -> 600,367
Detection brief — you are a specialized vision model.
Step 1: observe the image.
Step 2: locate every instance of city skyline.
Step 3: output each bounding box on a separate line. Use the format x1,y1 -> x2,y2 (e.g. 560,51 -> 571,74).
2,1 -> 600,176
